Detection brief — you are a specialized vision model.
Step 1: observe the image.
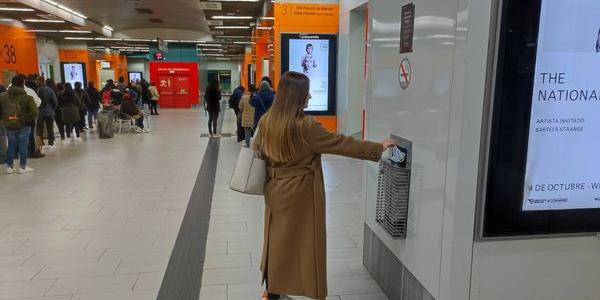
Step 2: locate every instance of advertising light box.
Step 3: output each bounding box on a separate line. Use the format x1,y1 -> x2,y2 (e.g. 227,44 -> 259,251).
281,33 -> 337,115
482,0 -> 600,237
60,62 -> 86,87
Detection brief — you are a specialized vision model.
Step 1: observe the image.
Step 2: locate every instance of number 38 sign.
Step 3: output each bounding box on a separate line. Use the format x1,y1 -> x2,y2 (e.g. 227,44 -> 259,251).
0,44 -> 17,64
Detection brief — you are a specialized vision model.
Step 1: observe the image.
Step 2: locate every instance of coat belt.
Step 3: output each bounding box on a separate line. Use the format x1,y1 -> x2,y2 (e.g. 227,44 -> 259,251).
267,164 -> 316,179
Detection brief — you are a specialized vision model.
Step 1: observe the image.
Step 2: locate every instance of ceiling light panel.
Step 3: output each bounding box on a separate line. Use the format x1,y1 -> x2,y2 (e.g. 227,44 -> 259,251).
0,7 -> 34,12
23,19 -> 65,23
212,16 -> 253,20
41,0 -> 88,19
214,26 -> 250,29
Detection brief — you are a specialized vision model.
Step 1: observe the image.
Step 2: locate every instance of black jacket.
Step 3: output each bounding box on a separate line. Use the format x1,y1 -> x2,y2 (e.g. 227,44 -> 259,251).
205,88 -> 222,113
85,87 -> 101,110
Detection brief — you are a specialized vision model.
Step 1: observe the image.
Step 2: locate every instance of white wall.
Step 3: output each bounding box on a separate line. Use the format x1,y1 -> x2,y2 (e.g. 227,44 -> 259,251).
36,37 -> 60,80
337,0 -> 368,136
361,0 -> 600,299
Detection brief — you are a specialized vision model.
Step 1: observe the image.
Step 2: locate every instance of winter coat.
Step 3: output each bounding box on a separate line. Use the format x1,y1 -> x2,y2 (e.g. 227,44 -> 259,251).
251,89 -> 275,128
205,88 -> 222,113
149,86 -> 160,101
239,95 -> 255,128
255,116 -> 382,300
0,86 -> 39,127
58,92 -> 81,124
38,86 -> 58,117
85,87 -> 101,110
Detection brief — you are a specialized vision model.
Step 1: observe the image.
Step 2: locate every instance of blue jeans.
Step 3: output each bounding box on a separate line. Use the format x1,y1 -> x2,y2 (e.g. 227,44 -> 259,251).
6,126 -> 31,168
0,122 -> 6,163
87,108 -> 98,128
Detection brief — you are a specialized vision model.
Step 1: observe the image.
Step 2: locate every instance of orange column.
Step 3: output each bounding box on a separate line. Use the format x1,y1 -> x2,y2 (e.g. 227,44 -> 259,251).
241,52 -> 252,89
273,2 -> 340,132
0,24 -> 39,83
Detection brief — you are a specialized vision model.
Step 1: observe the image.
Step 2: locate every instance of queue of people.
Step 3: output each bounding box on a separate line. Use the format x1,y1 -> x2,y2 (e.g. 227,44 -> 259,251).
226,76 -> 275,144
0,73 -> 158,174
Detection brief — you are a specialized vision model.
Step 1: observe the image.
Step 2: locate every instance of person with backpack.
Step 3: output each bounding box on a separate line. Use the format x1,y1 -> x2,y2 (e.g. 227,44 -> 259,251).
85,81 -> 101,129
37,78 -> 58,149
58,83 -> 83,142
0,75 -> 39,174
250,81 -> 275,128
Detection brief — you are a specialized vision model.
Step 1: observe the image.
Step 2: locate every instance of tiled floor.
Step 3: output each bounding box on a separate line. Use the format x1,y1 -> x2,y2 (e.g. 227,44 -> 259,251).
0,108 -> 387,300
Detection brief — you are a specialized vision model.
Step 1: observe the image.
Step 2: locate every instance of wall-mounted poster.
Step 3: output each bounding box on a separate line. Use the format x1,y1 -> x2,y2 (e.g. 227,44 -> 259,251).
60,62 -> 86,87
281,33 -> 337,115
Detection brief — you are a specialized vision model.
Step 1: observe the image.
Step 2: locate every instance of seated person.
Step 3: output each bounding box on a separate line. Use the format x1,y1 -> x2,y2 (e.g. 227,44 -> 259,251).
120,91 -> 148,133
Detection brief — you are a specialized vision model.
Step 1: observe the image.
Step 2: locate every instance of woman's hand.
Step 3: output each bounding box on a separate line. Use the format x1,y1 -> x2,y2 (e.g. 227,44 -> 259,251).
382,138 -> 397,151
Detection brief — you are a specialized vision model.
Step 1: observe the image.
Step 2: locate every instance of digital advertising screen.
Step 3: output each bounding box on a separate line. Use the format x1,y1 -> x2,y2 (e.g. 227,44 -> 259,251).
60,62 -> 86,87
128,72 -> 142,83
482,0 -> 600,238
281,34 -> 337,115
523,0 -> 600,212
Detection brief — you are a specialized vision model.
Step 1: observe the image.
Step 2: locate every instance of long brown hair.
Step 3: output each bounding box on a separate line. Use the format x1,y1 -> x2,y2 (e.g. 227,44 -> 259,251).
257,71 -> 310,162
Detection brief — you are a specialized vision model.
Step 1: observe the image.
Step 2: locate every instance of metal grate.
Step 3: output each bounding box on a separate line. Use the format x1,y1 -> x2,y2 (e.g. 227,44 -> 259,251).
376,158 -> 411,239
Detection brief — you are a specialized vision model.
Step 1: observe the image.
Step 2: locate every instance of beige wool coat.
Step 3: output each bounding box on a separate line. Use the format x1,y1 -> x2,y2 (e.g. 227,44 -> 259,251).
239,95 -> 255,128
256,116 -> 382,300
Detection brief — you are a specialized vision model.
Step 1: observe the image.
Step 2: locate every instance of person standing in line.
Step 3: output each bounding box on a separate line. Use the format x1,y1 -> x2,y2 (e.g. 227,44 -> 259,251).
58,83 -> 83,142
254,71 -> 396,300
25,76 -> 44,159
140,78 -> 150,110
0,75 -> 39,174
73,82 -> 88,132
54,82 -> 66,142
0,84 -> 7,165
205,80 -> 222,138
148,82 -> 160,115
239,84 -> 256,147
85,81 -> 101,129
230,85 -> 245,142
251,81 -> 275,129
261,76 -> 274,90
37,78 -> 58,149
116,76 -> 126,93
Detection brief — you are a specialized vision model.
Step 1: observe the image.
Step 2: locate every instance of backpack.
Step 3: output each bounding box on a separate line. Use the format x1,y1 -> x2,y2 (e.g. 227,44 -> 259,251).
229,89 -> 241,109
4,97 -> 22,130
102,90 -> 112,107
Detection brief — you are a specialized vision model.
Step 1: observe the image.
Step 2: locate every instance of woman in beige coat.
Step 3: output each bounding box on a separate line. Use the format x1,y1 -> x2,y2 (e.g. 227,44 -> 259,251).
255,71 -> 396,300
239,84 -> 256,147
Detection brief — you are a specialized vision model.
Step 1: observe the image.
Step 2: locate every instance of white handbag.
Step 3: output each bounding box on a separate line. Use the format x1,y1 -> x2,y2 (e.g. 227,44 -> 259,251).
229,146 -> 266,195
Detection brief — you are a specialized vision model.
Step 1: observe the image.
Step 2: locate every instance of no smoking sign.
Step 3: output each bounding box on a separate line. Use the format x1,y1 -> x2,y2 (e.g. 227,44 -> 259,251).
398,58 -> 411,89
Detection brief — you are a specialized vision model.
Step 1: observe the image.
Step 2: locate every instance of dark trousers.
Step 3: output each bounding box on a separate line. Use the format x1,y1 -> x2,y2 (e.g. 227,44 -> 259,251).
87,108 -> 98,128
150,100 -> 159,114
133,115 -> 144,129
66,123 -> 81,138
79,110 -> 87,130
37,116 -> 55,146
208,111 -> 219,134
55,110 -> 65,139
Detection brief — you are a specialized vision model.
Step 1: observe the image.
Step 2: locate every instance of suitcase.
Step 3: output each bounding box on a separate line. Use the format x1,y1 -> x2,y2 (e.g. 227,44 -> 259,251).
97,110 -> 115,139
